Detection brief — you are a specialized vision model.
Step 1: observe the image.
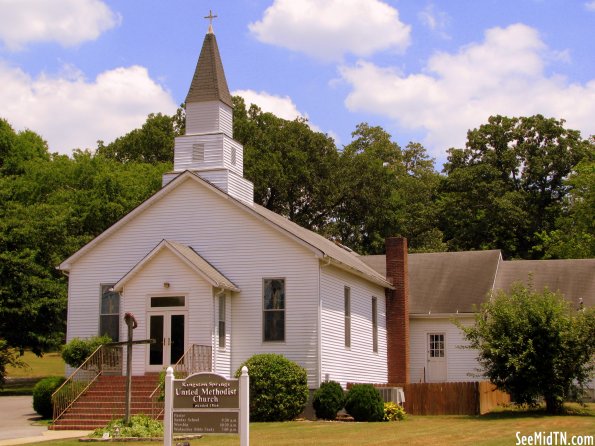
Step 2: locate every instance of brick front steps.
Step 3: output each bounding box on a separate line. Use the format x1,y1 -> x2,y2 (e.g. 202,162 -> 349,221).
51,375 -> 162,430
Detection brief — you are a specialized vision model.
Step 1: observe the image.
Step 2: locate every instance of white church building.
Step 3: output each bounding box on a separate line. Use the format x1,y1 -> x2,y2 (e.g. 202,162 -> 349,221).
59,25 -> 410,389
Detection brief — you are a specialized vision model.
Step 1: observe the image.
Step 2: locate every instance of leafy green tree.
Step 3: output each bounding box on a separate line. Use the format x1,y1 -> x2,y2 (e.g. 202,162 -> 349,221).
461,283 -> 595,414
96,112 -> 177,163
234,97 -> 340,232
0,339 -> 25,387
536,158 -> 595,258
1,119 -> 170,355
334,124 -> 443,254
439,115 -> 592,258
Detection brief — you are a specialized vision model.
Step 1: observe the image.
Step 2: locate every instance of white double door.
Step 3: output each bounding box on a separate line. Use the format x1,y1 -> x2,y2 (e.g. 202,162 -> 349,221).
147,311 -> 186,371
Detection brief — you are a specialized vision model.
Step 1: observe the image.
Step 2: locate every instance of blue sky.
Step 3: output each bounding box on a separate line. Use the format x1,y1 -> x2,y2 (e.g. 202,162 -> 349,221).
1,0 -> 593,168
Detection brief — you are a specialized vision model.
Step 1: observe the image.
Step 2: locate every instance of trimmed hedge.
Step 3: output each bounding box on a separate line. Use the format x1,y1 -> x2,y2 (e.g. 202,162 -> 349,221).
61,335 -> 111,368
32,376 -> 66,418
235,353 -> 309,422
313,380 -> 345,420
344,384 -> 384,422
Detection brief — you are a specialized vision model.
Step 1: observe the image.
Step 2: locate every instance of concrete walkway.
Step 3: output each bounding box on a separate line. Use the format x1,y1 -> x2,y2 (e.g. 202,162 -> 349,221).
0,396 -> 90,445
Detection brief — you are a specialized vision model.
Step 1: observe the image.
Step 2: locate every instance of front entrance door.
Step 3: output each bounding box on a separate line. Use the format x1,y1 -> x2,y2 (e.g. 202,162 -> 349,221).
148,312 -> 186,371
427,333 -> 447,382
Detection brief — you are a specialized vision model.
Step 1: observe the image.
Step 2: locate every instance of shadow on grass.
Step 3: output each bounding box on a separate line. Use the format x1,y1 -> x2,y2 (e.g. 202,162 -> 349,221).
0,377 -> 41,396
476,402 -> 595,420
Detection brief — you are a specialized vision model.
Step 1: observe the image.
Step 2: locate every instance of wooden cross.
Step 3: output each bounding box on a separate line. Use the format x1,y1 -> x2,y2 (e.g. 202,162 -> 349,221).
109,313 -> 154,424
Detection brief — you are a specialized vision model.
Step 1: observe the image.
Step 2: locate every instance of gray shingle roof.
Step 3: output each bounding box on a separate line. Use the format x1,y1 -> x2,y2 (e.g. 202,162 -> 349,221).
361,251 -> 501,314
185,32 -> 233,107
494,259 -> 594,309
361,251 -> 594,314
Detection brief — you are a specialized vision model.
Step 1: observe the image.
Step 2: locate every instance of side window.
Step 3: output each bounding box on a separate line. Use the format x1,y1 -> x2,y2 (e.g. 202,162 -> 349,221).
218,294 -> 226,349
344,286 -> 351,348
372,296 -> 378,353
100,284 -> 120,341
263,279 -> 285,342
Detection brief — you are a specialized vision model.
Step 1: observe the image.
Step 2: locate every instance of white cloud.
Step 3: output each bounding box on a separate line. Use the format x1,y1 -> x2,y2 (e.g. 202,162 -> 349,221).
233,89 -> 306,121
418,3 -> 451,38
339,23 -> 595,157
248,0 -> 411,61
0,62 -> 178,153
233,89 -> 335,138
0,0 -> 120,51
585,1 -> 595,11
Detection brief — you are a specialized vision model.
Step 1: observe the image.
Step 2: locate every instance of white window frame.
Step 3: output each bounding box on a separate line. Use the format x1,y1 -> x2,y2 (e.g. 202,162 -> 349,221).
344,286 -> 351,348
262,278 -> 285,342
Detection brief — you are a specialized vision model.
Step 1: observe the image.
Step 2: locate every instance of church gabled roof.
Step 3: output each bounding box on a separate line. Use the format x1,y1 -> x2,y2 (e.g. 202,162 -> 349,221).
60,171 -> 392,290
113,239 -> 240,293
185,31 -> 233,108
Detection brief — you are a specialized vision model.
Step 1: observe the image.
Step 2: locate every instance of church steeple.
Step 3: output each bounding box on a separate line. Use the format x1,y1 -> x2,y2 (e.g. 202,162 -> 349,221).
185,30 -> 233,108
162,15 -> 254,206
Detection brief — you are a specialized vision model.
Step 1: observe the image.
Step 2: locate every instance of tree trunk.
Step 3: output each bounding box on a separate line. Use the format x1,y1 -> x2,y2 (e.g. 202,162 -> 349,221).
544,394 -> 562,415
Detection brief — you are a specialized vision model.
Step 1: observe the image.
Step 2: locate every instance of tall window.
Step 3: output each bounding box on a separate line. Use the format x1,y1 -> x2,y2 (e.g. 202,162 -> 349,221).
263,279 -> 285,342
100,284 -> 120,341
344,286 -> 351,348
218,294 -> 226,348
372,296 -> 378,353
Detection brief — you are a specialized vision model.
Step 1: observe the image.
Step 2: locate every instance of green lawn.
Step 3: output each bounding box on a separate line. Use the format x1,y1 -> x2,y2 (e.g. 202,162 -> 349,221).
23,405 -> 595,446
6,351 -> 66,378
2,350 -> 65,395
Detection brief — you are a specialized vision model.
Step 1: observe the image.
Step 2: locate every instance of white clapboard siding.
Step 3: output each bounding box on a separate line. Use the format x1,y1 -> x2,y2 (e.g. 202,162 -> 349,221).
186,101 -> 232,136
173,134 -> 243,178
409,316 -> 483,383
223,138 -> 244,177
120,248 -> 214,375
173,134 -> 223,172
197,170 -> 254,205
320,265 -> 387,388
66,177 -> 319,385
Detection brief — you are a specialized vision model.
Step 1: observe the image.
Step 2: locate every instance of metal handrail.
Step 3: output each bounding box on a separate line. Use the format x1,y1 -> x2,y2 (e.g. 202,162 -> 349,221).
149,344 -> 212,419
51,344 -> 122,422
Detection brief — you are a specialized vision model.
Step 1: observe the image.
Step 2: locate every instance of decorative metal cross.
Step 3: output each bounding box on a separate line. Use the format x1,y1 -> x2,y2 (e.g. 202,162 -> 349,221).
204,10 -> 218,25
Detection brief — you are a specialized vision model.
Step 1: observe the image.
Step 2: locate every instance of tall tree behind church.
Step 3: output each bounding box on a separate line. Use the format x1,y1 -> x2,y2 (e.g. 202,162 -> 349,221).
438,115 -> 593,259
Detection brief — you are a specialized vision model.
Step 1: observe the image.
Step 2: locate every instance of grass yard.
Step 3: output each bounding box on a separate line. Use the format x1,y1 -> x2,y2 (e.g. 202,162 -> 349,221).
5,351 -> 66,378
2,350 -> 65,395
22,405 -> 595,446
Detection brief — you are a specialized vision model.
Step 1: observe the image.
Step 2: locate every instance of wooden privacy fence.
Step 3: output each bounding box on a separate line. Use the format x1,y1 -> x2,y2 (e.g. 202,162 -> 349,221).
362,381 -> 510,415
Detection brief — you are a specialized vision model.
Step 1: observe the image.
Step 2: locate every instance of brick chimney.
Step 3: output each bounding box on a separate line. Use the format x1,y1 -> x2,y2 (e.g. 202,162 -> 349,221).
385,237 -> 410,384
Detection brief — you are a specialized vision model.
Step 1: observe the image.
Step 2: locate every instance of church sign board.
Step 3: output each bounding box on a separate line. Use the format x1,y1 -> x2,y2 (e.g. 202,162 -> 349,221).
163,367 -> 249,446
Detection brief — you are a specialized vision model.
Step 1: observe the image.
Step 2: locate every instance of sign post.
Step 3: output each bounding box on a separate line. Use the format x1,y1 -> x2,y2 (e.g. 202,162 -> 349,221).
164,367 -> 249,446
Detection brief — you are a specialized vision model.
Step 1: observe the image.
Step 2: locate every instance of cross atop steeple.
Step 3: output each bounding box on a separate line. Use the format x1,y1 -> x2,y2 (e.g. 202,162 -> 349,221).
204,10 -> 217,34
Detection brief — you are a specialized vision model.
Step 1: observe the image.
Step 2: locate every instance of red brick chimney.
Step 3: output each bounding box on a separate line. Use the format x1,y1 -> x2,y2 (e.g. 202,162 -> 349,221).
385,237 -> 410,384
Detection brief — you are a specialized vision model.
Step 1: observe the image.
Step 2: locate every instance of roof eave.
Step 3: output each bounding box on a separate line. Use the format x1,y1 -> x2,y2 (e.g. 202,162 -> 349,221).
324,256 -> 394,290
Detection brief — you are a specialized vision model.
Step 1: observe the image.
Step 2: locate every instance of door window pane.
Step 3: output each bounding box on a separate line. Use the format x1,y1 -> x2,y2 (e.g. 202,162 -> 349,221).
429,334 -> 445,358
170,315 -> 185,364
149,315 -> 164,365
150,296 -> 185,307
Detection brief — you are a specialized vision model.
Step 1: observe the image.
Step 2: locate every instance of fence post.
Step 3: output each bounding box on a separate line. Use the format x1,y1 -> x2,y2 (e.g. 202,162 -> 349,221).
164,367 -> 174,446
240,366 -> 249,446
